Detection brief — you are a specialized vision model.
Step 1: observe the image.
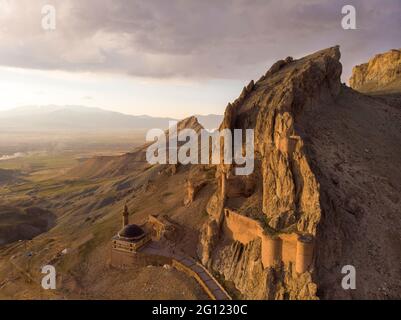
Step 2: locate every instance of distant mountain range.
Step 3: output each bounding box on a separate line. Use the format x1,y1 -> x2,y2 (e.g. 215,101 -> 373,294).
0,105 -> 223,131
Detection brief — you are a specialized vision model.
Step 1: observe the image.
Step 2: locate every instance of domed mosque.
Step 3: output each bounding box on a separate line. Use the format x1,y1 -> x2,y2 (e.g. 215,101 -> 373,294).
118,224 -> 145,241
111,203 -> 152,253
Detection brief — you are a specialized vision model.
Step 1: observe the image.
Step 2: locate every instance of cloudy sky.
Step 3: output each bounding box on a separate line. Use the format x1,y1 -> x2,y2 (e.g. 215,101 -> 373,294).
0,0 -> 399,118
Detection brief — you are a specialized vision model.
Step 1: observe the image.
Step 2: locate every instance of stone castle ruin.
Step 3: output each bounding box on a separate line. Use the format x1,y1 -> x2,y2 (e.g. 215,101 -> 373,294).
223,208 -> 314,273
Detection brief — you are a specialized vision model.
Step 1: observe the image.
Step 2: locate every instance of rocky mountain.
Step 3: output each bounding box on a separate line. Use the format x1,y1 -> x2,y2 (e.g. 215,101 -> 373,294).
349,49 -> 401,110
1,47 -> 400,300
198,46 -> 401,299
349,49 -> 401,94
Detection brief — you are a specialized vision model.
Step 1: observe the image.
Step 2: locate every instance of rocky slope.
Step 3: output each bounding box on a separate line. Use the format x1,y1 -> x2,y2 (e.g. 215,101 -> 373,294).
69,115 -> 204,179
349,49 -> 401,94
0,118 -> 213,299
198,46 -> 401,299
1,47 -> 400,300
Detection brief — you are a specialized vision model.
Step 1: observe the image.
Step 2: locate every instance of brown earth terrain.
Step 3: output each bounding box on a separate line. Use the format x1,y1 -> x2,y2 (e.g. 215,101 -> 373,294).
198,46 -> 401,299
0,46 -> 400,300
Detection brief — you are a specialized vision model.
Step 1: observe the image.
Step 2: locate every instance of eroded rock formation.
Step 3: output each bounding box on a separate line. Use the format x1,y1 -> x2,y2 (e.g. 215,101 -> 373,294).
184,179 -> 207,206
198,47 -> 343,299
197,46 -> 401,299
349,49 -> 401,93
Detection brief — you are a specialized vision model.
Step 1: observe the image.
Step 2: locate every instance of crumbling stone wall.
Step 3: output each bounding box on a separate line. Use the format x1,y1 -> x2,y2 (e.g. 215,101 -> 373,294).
223,209 -> 314,273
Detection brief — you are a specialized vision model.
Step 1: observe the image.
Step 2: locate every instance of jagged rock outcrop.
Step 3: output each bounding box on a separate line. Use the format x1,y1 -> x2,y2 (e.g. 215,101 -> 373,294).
216,46 -> 341,233
198,47 -> 342,299
212,239 -> 317,299
183,179 -> 207,206
198,46 -> 401,299
175,115 -> 204,133
349,49 -> 401,93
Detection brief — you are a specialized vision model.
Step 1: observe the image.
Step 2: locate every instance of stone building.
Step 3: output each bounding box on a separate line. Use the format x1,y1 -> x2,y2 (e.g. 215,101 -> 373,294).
223,208 -> 315,273
110,205 -> 178,268
111,204 -> 151,253
147,214 -> 176,241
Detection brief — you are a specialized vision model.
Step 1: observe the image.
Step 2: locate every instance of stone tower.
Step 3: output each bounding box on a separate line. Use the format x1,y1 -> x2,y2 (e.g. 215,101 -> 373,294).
122,203 -> 129,228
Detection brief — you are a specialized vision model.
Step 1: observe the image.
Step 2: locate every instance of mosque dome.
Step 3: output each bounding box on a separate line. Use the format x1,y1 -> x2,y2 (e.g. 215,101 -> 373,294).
118,224 -> 145,240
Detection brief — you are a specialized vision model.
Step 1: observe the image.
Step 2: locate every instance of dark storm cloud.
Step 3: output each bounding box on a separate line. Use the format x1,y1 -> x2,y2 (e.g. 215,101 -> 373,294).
0,0 -> 399,80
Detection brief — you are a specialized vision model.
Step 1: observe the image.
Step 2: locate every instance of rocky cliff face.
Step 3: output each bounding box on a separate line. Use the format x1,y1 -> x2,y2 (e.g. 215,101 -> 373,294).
222,47 -> 342,233
211,239 -> 317,299
349,49 -> 401,93
198,46 -> 342,299
198,46 -> 401,299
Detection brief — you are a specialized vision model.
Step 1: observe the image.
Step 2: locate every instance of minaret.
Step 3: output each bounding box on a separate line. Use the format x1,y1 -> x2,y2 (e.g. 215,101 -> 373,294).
122,203 -> 129,227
